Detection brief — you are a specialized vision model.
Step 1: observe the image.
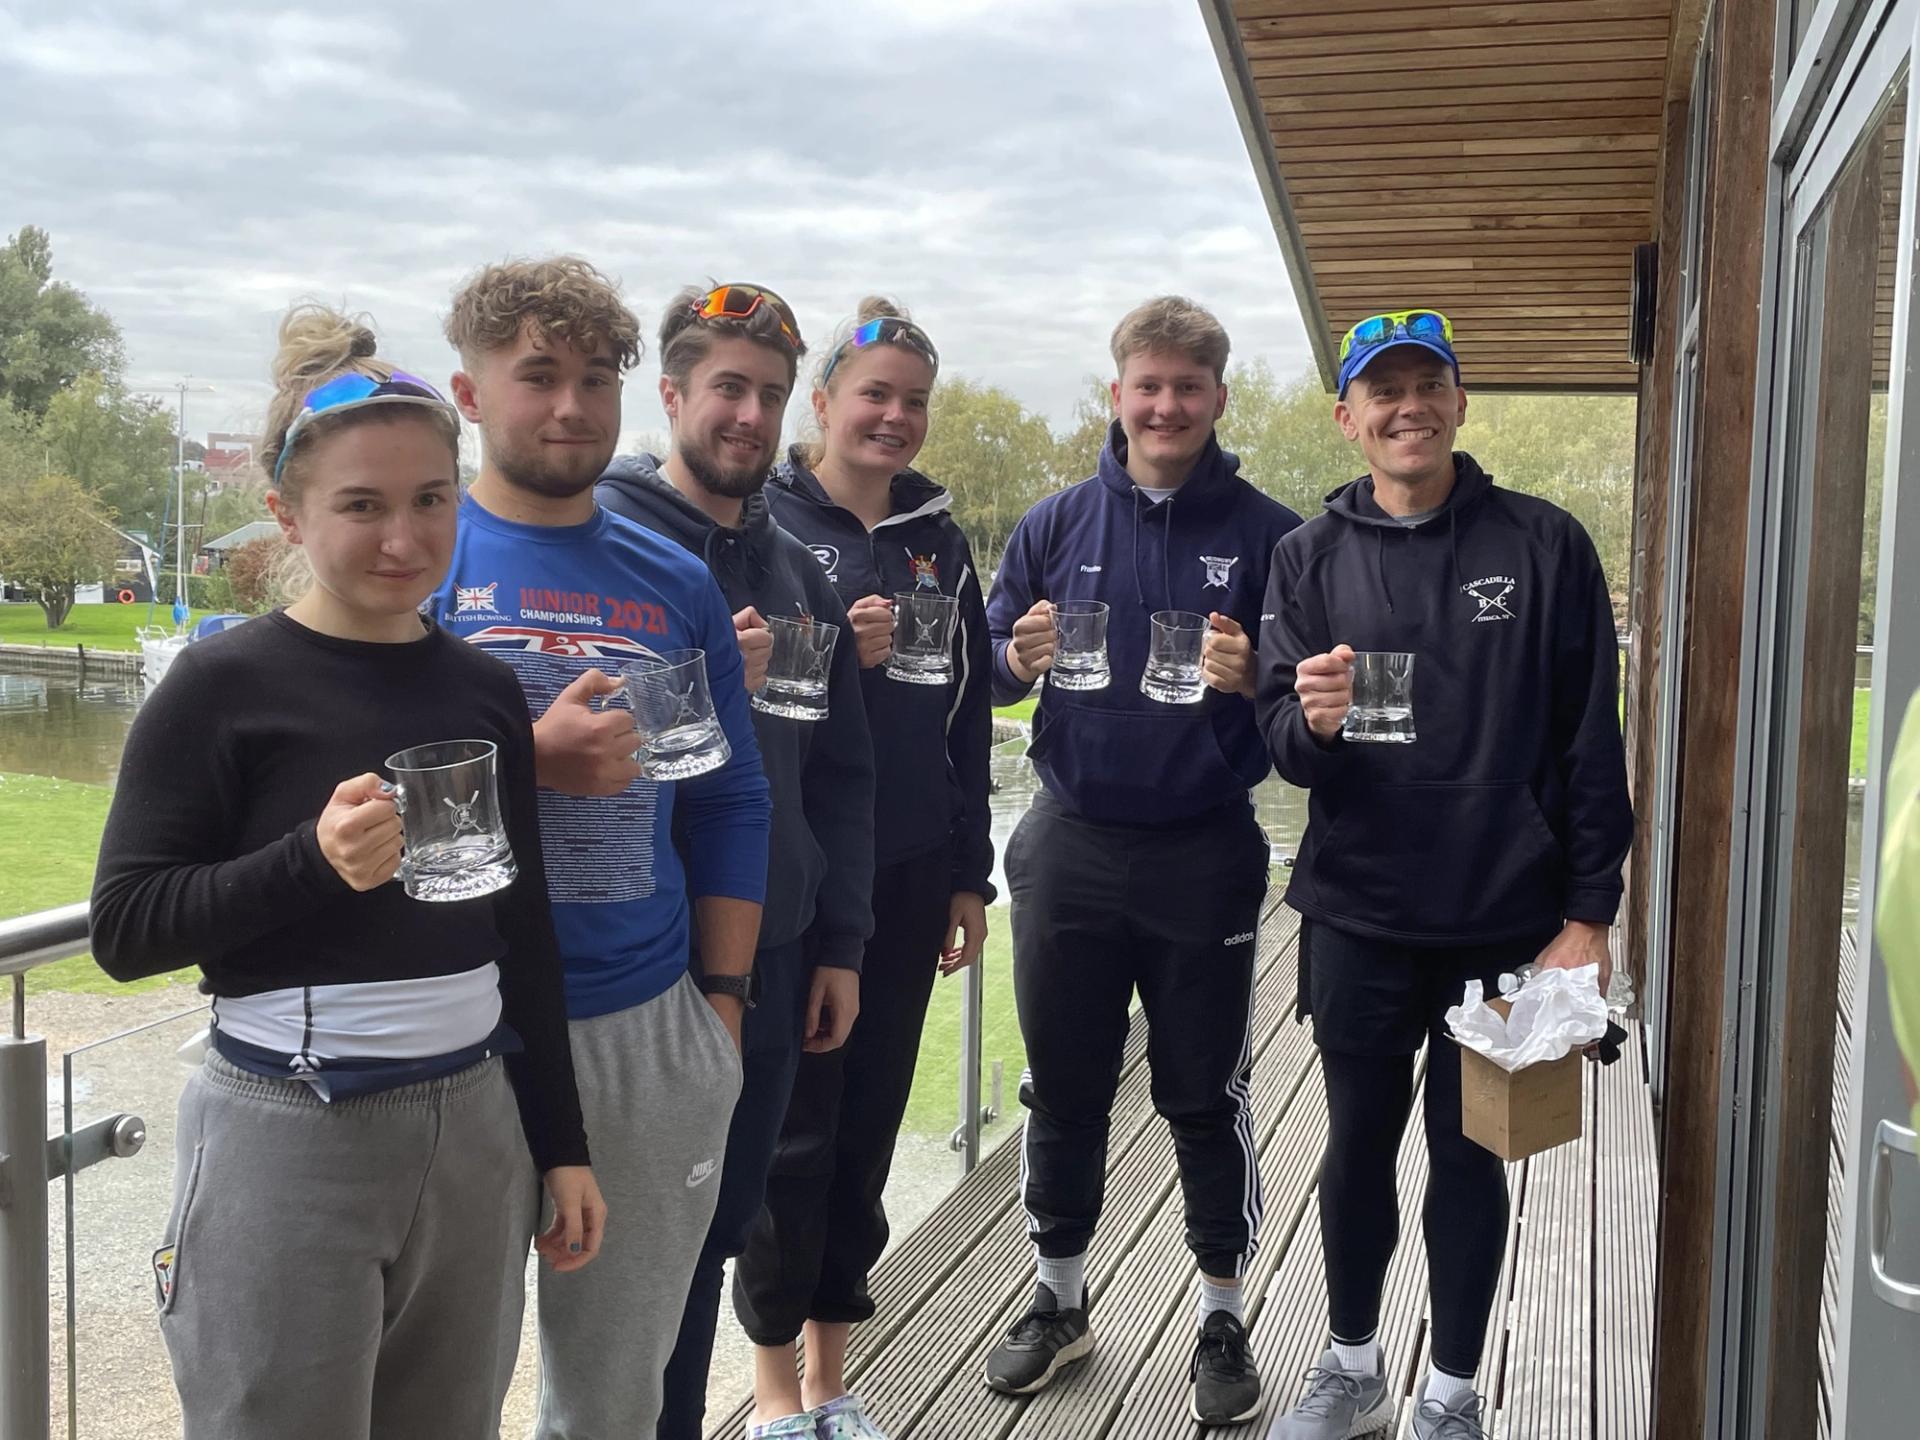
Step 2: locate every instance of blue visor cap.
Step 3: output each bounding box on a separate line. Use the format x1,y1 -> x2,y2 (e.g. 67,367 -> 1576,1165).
1337,333 -> 1461,399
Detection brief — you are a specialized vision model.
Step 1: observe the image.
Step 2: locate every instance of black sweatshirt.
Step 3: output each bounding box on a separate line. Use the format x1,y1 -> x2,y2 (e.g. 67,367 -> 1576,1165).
1256,455 -> 1633,945
88,611 -> 589,1172
767,448 -> 996,900
596,455 -> 877,971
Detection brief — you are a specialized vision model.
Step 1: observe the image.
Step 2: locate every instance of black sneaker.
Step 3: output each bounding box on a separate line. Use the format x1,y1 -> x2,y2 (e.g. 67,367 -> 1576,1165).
982,1283 -> 1094,1395
1190,1310 -> 1261,1425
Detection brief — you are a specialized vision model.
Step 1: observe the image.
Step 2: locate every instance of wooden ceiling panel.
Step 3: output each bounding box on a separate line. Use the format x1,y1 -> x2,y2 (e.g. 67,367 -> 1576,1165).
1208,0 -> 1674,390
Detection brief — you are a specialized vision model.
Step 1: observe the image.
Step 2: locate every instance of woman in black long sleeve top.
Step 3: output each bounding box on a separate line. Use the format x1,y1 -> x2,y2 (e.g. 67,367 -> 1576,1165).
89,306 -> 601,1440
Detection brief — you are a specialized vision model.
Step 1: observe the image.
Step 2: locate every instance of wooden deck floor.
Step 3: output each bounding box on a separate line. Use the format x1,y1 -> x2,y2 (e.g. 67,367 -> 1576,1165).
1817,927 -> 1862,1439
712,902 -> 1658,1439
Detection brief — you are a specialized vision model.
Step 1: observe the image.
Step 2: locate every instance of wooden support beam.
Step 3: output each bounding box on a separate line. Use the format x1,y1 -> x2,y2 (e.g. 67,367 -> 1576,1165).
1624,93 -> 1691,1017
1651,0 -> 1776,1432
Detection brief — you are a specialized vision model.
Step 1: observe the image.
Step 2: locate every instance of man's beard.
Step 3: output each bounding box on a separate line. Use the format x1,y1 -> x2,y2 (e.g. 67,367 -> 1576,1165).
489,432 -> 612,500
680,432 -> 774,500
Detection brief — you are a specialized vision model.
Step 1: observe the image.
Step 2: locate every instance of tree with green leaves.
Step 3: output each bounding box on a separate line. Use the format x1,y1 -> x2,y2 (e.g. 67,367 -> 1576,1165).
41,371 -> 181,555
917,377 -> 1064,575
0,227 -> 123,417
0,472 -> 124,628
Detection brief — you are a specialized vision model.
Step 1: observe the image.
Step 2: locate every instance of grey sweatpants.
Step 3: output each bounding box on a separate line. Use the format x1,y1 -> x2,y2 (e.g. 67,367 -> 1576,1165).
533,973 -> 742,1438
157,1052 -> 538,1440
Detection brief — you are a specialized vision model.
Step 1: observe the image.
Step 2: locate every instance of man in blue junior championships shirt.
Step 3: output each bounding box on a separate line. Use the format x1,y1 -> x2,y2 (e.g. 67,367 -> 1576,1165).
984,297 -> 1302,1426
430,257 -> 772,1437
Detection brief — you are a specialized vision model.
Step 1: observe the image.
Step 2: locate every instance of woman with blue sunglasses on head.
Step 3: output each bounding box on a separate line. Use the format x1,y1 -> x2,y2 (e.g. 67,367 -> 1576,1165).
89,304 -> 603,1440
735,298 -> 995,1440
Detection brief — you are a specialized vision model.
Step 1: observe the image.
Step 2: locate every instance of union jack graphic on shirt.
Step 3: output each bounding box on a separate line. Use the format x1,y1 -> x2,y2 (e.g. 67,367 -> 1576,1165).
455,582 -> 500,614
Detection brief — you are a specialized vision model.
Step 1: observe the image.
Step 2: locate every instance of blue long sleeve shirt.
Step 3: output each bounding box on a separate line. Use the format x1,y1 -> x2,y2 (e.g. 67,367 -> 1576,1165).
430,498 -> 772,1019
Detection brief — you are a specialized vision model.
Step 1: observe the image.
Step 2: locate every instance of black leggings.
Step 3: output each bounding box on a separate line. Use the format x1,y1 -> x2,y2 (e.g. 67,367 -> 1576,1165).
1317,1042 -> 1509,1377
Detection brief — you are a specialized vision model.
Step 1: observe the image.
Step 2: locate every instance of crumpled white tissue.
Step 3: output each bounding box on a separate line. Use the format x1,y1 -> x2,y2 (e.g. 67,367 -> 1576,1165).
1445,963 -> 1609,1073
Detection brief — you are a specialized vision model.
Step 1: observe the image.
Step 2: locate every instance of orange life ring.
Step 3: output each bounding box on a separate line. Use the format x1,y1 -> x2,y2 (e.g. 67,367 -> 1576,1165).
117,589 -> 136,604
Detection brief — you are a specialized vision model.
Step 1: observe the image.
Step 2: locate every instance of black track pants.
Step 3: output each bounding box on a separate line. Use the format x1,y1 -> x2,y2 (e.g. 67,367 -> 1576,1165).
1011,794 -> 1269,1279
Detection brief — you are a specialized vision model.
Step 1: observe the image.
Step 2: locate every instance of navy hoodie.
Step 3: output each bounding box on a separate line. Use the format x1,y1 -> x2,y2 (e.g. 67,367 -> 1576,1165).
1256,454 -> 1633,945
767,448 -> 996,901
597,455 -> 876,971
986,421 -> 1302,826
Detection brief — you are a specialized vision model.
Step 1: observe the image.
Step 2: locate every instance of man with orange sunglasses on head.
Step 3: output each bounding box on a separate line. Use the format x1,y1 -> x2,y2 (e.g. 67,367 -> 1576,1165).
1254,311 -> 1631,1440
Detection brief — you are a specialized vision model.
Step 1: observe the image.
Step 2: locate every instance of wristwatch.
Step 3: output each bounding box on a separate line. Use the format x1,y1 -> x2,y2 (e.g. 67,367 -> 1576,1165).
696,970 -> 758,1009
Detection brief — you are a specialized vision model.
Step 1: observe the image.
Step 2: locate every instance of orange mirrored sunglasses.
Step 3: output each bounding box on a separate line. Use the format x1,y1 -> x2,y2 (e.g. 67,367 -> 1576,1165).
691,284 -> 802,349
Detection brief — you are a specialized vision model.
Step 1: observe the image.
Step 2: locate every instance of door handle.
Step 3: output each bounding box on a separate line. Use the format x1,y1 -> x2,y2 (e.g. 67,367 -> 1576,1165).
1872,1118 -> 1920,1312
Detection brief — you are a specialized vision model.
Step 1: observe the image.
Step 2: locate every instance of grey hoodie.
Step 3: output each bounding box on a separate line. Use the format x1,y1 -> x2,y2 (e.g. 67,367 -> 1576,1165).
596,455 -> 875,971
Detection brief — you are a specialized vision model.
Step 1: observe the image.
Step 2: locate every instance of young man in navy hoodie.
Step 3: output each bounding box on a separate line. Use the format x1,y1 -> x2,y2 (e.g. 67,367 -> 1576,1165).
983,296 -> 1301,1425
1255,313 -> 1631,1440
593,284 -> 877,1440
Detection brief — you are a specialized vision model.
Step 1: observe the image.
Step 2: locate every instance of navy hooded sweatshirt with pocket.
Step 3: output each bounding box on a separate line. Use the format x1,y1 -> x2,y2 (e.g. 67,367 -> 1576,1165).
766,447 -> 995,903
596,454 -> 877,972
986,421 -> 1303,826
1255,453 -> 1633,946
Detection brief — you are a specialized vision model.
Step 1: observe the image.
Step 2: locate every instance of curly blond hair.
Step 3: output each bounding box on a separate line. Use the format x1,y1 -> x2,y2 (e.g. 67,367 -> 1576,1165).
445,256 -> 643,371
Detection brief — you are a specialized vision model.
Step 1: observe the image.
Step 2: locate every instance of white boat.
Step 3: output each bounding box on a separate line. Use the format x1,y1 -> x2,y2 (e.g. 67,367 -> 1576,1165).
138,626 -> 189,686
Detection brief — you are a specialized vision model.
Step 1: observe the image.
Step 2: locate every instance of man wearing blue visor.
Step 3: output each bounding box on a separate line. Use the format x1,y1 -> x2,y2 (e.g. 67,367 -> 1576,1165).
1254,312 -> 1632,1439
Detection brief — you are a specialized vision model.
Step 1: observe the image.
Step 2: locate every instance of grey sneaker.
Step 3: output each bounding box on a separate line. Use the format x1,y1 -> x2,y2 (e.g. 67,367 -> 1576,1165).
1265,1348 -> 1391,1439
1410,1380 -> 1489,1439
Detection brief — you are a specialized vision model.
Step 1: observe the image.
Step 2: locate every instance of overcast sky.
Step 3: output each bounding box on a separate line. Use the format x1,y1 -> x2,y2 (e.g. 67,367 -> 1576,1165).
0,0 -> 1313,449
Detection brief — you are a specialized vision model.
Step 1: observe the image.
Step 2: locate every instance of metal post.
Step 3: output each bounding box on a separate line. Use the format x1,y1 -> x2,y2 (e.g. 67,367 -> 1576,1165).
0,1021 -> 51,1440
957,958 -> 983,1174
174,382 -> 186,611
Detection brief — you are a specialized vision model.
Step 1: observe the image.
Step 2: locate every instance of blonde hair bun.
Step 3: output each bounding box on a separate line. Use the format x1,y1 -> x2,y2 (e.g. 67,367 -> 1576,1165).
270,303 -> 388,394
855,295 -> 907,325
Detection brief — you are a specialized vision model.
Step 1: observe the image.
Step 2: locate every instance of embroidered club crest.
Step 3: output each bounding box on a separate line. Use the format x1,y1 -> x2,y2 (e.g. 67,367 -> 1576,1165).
1201,555 -> 1238,589
907,551 -> 940,589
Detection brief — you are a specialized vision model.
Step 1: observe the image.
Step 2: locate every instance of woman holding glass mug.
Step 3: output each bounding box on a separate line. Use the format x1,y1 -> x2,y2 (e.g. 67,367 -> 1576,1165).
89,305 -> 602,1440
741,298 -> 994,1439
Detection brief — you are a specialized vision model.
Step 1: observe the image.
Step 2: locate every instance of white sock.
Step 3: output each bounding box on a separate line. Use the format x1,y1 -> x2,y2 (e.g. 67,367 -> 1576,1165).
1331,1333 -> 1380,1374
1035,1252 -> 1086,1310
1423,1367 -> 1476,1407
1198,1276 -> 1244,1328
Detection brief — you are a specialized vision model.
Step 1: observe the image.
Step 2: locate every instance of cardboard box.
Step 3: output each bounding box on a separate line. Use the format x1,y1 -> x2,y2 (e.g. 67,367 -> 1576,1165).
1455,996 -> 1585,1161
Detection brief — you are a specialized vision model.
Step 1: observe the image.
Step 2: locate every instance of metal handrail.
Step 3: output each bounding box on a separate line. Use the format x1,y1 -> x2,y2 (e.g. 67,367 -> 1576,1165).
0,903 -> 90,981
3,900 -> 145,1440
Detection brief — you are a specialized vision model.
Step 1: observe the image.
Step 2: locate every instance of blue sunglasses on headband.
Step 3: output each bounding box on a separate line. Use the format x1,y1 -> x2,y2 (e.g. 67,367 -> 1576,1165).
273,370 -> 453,484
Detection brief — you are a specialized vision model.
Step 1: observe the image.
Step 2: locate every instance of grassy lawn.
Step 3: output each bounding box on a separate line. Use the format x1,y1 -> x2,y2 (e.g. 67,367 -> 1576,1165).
0,602 -> 154,652
994,696 -> 1037,724
1853,686 -> 1871,779
903,916 -> 1024,1137
0,772 -> 192,993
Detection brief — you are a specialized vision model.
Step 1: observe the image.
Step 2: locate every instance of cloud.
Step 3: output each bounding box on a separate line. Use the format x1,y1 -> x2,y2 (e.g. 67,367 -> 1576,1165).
0,0 -> 1314,447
